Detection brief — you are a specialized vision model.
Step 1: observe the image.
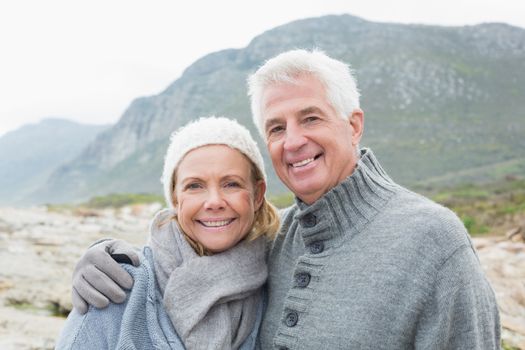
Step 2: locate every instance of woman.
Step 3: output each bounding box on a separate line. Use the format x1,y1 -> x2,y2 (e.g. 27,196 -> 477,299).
56,116 -> 280,350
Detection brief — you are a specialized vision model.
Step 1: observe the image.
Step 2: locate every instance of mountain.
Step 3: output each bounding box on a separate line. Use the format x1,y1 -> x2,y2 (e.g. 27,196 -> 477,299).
30,14 -> 525,204
0,118 -> 110,204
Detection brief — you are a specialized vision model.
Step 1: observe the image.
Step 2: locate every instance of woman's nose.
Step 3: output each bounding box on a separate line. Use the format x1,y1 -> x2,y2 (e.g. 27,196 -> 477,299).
203,189 -> 226,210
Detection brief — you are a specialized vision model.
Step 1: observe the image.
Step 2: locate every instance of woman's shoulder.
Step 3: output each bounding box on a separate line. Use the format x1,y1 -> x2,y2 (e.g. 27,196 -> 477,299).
55,248 -> 158,349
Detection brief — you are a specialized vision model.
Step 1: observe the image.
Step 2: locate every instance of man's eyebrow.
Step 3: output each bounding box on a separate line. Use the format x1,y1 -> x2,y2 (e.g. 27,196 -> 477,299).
264,117 -> 282,131
297,106 -> 325,117
264,106 -> 326,131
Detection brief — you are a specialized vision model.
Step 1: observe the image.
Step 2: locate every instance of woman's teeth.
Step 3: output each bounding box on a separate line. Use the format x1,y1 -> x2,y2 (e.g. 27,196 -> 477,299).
200,219 -> 232,227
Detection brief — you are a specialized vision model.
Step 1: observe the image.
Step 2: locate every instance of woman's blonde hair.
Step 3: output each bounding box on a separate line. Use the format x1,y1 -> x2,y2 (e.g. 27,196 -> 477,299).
245,158 -> 280,242
164,152 -> 280,256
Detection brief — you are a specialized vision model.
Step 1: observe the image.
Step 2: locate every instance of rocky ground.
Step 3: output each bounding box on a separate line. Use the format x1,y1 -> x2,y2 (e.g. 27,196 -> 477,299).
476,234 -> 525,349
0,205 -> 156,350
0,206 -> 524,349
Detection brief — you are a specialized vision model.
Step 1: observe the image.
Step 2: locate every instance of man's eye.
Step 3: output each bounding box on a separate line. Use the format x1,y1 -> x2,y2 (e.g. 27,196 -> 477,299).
268,125 -> 284,135
305,116 -> 319,123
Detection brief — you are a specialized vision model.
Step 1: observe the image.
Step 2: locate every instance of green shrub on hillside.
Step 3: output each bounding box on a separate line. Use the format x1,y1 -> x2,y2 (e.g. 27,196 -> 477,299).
269,192 -> 295,209
85,193 -> 164,208
502,339 -> 520,350
429,178 -> 525,236
460,215 -> 489,235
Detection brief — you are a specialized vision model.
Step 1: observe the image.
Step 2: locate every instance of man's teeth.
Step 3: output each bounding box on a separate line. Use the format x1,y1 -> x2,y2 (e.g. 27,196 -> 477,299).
292,158 -> 314,168
201,220 -> 232,227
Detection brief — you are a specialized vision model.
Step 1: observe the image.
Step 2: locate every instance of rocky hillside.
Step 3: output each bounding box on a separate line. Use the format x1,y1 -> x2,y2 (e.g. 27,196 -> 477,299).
0,119 -> 109,205
30,15 -> 525,204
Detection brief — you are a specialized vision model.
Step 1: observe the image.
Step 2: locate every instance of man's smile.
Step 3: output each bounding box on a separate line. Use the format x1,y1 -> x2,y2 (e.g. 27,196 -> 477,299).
288,153 -> 323,168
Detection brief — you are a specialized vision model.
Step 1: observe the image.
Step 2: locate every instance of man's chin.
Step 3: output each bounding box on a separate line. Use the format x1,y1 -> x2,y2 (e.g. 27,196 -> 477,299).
289,181 -> 325,204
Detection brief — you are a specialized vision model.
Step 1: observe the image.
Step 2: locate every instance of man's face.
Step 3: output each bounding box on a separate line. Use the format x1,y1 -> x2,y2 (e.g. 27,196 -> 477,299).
261,74 -> 363,204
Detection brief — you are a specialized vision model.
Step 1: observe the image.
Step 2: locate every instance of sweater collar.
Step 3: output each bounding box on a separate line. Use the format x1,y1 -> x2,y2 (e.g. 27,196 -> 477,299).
293,148 -> 400,247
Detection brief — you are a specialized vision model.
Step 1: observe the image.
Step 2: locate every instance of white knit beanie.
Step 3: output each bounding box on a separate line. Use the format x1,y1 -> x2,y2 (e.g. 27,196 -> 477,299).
161,116 -> 266,208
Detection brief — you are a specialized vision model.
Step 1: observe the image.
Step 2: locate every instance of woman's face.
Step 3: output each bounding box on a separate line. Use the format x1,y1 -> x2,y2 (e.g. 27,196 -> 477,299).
173,145 -> 265,253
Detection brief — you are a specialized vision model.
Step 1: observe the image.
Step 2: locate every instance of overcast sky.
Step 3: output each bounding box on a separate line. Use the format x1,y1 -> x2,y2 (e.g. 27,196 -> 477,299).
1,0 -> 524,137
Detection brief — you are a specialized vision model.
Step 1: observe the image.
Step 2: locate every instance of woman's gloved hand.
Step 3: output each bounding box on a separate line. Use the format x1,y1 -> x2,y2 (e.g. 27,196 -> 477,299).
71,239 -> 140,314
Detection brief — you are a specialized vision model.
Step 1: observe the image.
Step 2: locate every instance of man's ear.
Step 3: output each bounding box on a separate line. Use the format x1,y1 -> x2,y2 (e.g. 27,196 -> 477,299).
254,180 -> 266,211
349,108 -> 364,146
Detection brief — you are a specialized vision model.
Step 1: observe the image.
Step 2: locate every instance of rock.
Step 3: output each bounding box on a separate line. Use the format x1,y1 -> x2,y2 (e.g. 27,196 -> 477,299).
506,225 -> 525,243
0,279 -> 13,292
473,237 -> 525,349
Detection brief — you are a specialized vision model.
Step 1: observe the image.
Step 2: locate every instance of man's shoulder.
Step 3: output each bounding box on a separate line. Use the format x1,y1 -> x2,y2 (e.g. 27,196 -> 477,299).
391,187 -> 462,224
386,189 -> 473,253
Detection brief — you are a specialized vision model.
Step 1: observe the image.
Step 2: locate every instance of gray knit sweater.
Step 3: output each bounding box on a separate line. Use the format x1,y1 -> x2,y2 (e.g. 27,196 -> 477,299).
259,148 -> 500,350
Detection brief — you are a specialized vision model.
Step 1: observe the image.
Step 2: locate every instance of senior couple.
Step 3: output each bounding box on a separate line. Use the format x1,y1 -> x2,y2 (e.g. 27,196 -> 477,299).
56,50 -> 500,349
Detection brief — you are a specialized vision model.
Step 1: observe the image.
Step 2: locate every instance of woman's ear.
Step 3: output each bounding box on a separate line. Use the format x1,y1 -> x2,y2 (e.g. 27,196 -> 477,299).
254,180 -> 266,211
171,191 -> 178,215
170,172 -> 178,211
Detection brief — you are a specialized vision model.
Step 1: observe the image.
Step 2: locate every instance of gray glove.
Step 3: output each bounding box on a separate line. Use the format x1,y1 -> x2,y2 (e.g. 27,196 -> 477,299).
72,239 -> 140,314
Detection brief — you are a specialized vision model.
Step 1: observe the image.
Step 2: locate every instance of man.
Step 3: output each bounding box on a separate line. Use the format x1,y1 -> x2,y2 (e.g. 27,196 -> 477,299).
72,50 -> 500,349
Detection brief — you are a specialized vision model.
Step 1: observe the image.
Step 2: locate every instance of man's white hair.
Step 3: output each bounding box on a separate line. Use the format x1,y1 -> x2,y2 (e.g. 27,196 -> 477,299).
247,49 -> 360,137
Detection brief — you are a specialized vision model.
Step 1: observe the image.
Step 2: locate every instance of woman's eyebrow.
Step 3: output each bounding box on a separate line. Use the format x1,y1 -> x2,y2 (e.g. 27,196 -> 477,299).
179,176 -> 202,184
221,174 -> 247,182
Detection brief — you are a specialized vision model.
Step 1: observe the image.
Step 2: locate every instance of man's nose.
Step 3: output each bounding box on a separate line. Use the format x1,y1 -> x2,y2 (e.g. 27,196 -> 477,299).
283,124 -> 307,151
204,188 -> 226,210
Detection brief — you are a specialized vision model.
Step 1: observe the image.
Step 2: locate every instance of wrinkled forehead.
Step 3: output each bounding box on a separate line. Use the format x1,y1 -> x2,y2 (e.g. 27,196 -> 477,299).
261,75 -> 330,123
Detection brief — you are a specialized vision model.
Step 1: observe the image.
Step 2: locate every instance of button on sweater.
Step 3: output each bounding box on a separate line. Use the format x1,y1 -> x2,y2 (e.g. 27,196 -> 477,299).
259,148 -> 500,350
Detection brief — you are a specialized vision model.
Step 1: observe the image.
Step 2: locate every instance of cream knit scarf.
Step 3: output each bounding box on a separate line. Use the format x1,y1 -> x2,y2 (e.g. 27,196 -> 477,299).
148,209 -> 267,350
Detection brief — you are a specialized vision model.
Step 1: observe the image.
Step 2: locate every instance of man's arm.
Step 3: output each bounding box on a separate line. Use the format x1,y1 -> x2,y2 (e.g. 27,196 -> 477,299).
71,239 -> 140,314
414,244 -> 501,349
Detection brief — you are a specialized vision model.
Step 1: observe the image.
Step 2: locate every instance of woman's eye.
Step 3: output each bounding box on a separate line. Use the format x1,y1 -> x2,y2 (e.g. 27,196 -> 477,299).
225,181 -> 240,188
185,183 -> 202,190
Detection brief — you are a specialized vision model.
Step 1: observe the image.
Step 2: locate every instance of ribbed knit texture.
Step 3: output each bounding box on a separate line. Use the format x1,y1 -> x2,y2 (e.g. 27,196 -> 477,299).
259,148 -> 500,349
